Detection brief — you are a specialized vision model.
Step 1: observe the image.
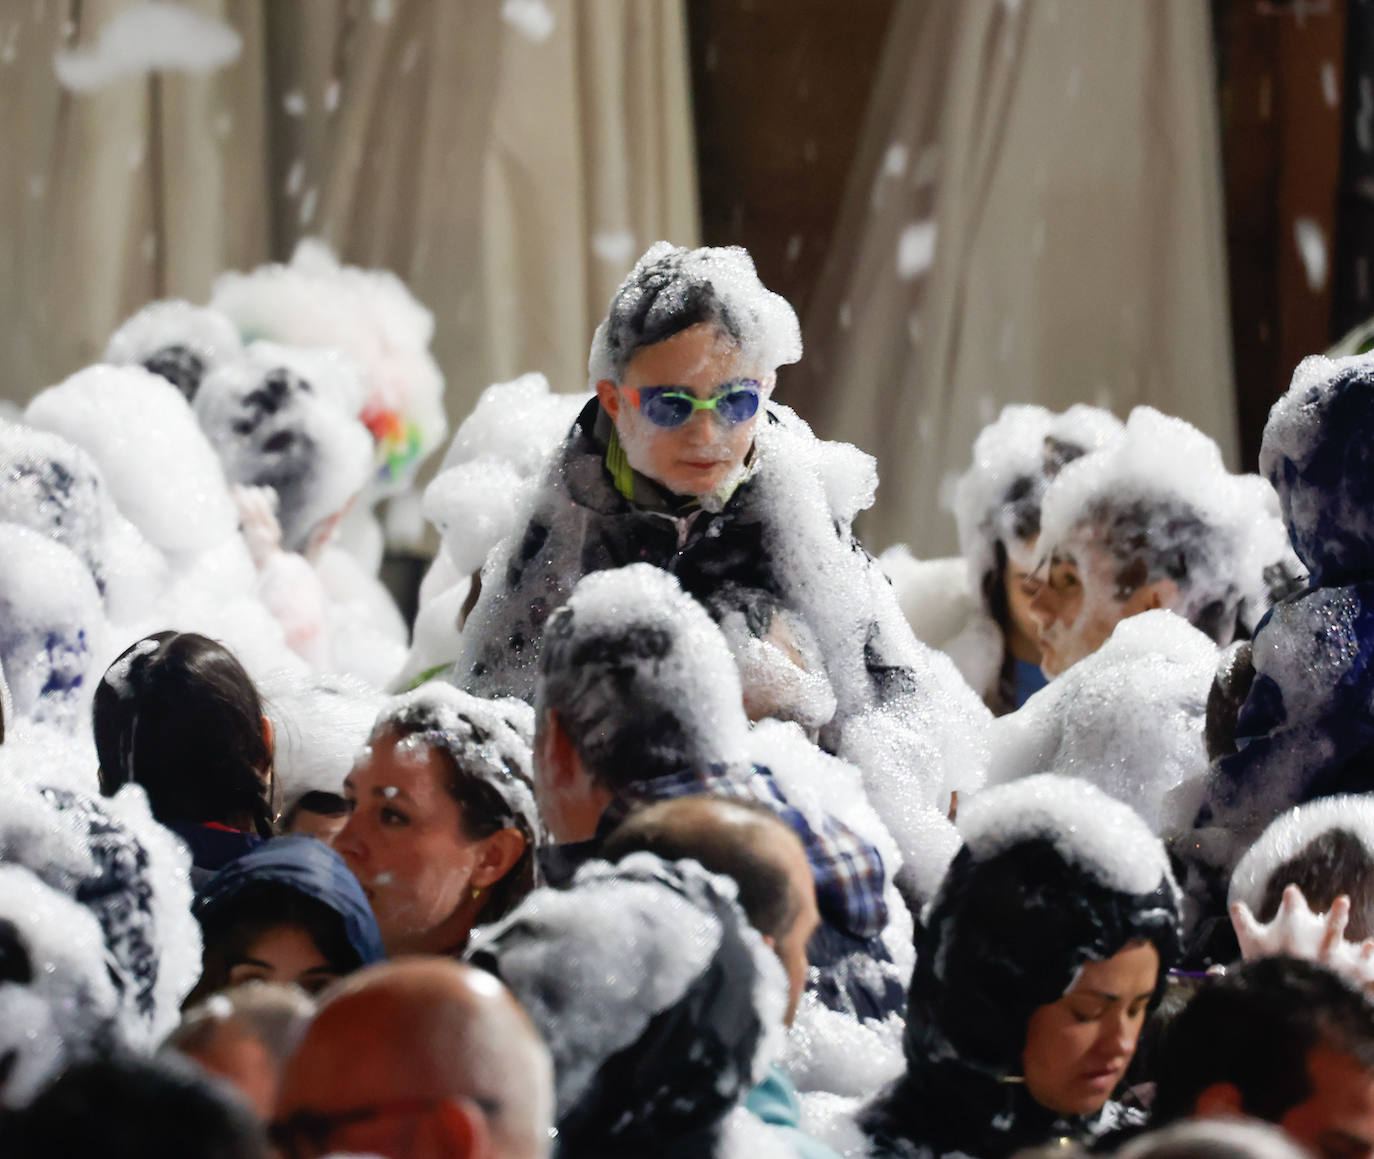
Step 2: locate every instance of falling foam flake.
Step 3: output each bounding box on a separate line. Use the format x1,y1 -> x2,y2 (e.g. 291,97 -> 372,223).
1322,62 -> 1339,108
882,143 -> 909,179
592,230 -> 635,266
502,0 -> 555,43
1294,217 -> 1328,292
283,89 -> 307,117
285,160 -> 305,198
896,221 -> 937,281
299,187 -> 318,227
53,3 -> 242,93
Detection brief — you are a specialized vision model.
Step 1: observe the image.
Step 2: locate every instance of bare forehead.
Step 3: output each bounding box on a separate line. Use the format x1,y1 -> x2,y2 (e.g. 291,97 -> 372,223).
622,322 -> 751,385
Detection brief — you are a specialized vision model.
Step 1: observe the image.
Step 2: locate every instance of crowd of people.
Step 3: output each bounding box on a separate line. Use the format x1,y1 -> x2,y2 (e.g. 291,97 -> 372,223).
2,237 -> 1374,1159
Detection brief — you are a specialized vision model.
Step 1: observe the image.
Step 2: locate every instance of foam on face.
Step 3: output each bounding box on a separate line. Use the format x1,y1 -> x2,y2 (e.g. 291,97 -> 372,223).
1229,794 -> 1374,916
956,773 -> 1176,898
985,610 -> 1218,836
376,683 -> 539,839
587,241 -> 803,387
25,365 -> 237,558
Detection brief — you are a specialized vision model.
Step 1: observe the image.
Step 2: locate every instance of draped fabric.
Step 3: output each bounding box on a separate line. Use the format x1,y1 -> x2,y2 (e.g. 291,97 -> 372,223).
0,0 -> 699,432
786,0 -> 1237,558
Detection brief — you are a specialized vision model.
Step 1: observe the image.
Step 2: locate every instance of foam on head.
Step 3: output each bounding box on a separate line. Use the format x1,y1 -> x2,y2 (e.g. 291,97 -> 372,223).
24,365 -> 237,558
195,341 -> 374,553
588,242 -> 802,386
954,403 -> 1123,584
1038,406 -> 1274,639
1260,352 -> 1374,583
957,773 -> 1177,899
211,238 -> 448,494
104,300 -> 243,403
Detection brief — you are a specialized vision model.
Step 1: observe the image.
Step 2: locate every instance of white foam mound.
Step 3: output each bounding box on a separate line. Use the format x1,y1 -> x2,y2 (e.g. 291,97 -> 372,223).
986,610 -> 1217,836
104,299 -> 243,376
54,2 -> 243,93
26,365 -> 237,557
954,403 -> 1123,584
211,238 -> 448,495
558,564 -> 753,763
1229,795 -> 1374,916
0,525 -> 108,730
259,669 -> 384,813
957,772 -> 1176,898
587,242 -> 802,386
467,856 -> 727,1120
438,372 -> 588,478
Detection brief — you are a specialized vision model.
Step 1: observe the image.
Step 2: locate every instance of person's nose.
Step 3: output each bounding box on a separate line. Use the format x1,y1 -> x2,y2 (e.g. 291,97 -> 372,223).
1028,583 -> 1057,630
332,816 -> 366,867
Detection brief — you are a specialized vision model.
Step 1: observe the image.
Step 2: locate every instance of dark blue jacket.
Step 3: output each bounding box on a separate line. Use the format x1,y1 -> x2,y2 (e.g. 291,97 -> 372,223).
193,835 -> 386,967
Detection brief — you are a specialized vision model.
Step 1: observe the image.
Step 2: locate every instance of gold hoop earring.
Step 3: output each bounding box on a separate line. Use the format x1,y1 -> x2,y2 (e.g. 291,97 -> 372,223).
471,885 -> 482,901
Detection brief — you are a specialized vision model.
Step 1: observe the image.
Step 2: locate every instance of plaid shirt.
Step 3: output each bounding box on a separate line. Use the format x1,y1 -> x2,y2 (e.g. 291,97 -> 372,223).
602,762 -> 890,941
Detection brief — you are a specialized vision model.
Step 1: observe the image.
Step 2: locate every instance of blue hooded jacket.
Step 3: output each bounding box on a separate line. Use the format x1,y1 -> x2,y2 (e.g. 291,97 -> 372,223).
193,835 -> 386,968
1196,355 -> 1374,866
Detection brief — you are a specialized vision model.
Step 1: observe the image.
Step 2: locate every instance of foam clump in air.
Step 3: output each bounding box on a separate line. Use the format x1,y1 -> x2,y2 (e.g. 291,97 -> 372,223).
587,241 -> 802,388
104,299 -> 243,403
195,341 -> 374,554
53,2 -> 243,94
211,238 -> 448,496
957,773 -> 1177,898
1229,795 -> 1374,920
259,670 -> 384,818
985,610 -> 1217,836
0,525 -> 107,730
0,420 -> 167,624
25,364 -> 238,559
1039,406 -> 1286,645
376,683 -> 538,838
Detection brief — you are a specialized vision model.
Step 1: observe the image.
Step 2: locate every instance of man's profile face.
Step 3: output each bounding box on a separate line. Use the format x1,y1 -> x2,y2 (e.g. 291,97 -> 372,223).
596,322 -> 768,499
1278,1047 -> 1374,1159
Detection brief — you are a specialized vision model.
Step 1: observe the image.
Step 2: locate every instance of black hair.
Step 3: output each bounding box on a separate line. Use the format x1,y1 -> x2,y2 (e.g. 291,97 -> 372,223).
94,632 -> 274,837
142,344 -> 209,403
188,883 -> 362,1006
537,604 -> 712,792
0,1051 -> 268,1159
380,716 -> 537,924
1082,496 -> 1239,643
600,248 -> 744,383
602,797 -> 801,942
1257,829 -> 1374,941
1151,956 -> 1374,1125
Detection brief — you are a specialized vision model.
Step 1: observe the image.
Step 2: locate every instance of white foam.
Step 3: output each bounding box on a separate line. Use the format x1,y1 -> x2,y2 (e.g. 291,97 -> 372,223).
957,772 -> 1177,898
54,3 -> 242,93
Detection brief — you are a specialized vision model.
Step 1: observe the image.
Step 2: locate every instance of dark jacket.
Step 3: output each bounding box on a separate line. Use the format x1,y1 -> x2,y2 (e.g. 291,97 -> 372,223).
456,400 -> 949,750
193,835 -> 385,967
1190,358 -> 1374,902
862,835 -> 1179,1159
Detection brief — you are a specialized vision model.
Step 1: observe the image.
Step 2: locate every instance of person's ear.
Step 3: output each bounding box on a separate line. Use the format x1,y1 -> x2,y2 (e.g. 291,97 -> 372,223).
596,379 -> 621,421
543,711 -> 578,788
472,827 -> 528,890
1193,1081 -> 1246,1119
428,1096 -> 492,1158
261,715 -> 274,753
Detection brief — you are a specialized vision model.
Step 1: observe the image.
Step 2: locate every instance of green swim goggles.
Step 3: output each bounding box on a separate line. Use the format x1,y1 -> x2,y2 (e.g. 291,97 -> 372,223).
625,380 -> 763,428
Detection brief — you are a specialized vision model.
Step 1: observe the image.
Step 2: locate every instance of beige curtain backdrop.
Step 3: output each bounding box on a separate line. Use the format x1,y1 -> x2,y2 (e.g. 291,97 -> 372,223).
789,0 -> 1238,558
0,0 -> 699,429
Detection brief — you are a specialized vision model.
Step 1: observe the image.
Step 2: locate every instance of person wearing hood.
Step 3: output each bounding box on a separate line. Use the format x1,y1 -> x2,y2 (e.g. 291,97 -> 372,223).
1193,354 -> 1374,888
467,852 -> 795,1159
454,242 -> 984,757
188,835 -> 384,1004
861,775 -> 1181,1159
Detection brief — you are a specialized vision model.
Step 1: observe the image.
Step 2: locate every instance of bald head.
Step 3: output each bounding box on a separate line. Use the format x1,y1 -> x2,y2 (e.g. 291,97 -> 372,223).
275,959 -> 553,1159
602,795 -> 821,1024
